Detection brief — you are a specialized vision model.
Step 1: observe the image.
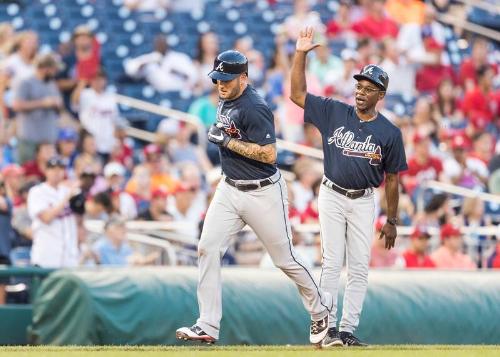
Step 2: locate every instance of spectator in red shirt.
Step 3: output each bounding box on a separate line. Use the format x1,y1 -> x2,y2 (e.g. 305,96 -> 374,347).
402,227 -> 435,268
462,65 -> 500,135
22,142 -> 56,182
487,243 -> 500,269
326,0 -> 355,39
430,224 -> 476,270
415,37 -> 454,94
459,37 -> 498,92
352,0 -> 399,41
401,133 -> 443,196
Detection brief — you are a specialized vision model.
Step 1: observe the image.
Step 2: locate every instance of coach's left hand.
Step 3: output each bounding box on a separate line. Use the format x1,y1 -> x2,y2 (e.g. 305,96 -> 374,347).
380,223 -> 397,250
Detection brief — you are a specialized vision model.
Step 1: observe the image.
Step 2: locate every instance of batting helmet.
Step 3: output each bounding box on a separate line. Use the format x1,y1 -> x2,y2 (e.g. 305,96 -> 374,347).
208,50 -> 248,84
353,64 -> 389,91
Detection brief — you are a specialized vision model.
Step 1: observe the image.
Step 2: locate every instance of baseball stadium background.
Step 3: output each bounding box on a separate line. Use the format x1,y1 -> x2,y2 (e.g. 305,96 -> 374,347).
0,0 -> 499,356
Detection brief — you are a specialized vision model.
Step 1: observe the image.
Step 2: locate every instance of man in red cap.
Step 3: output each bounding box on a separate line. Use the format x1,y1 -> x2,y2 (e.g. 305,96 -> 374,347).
400,132 -> 443,196
442,135 -> 488,190
430,223 -> 476,270
402,227 -> 435,268
138,187 -> 172,222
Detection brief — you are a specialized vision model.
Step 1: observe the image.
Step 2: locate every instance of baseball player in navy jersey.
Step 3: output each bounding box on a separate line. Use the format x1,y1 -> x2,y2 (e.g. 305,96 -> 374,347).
176,50 -> 333,345
290,28 -> 408,347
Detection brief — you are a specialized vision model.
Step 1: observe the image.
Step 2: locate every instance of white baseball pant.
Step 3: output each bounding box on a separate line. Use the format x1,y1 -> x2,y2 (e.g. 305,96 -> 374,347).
196,171 -> 332,339
318,180 -> 375,333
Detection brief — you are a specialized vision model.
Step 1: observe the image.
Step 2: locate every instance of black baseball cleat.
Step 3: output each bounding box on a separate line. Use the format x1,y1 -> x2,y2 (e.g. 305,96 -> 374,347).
310,314 -> 329,344
176,325 -> 217,344
321,327 -> 343,347
339,331 -> 368,347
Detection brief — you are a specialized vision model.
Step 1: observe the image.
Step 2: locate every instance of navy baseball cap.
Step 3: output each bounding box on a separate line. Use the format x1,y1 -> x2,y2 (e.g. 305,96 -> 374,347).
58,128 -> 78,142
46,156 -> 67,168
353,64 -> 389,91
208,50 -> 248,83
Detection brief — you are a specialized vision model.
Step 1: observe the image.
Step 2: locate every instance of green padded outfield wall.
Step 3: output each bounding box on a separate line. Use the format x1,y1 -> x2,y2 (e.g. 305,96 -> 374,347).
28,268 -> 500,345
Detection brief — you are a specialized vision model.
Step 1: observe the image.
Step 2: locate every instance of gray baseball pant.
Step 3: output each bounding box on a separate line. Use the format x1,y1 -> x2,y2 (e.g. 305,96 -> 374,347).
196,171 -> 332,339
318,181 -> 375,333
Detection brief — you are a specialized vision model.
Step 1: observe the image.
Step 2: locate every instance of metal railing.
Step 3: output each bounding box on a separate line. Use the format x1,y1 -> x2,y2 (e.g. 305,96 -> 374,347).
0,266 -> 54,303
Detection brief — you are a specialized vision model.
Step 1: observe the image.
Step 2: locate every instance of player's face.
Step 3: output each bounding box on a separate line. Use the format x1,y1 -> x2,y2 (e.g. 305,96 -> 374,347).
216,74 -> 246,100
354,80 -> 385,112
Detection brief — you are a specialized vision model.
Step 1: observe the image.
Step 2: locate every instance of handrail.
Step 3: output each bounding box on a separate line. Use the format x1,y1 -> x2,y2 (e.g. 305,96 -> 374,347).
0,266 -> 54,278
422,180 -> 500,204
84,219 -> 198,245
126,232 -> 178,265
437,13 -> 500,42
456,0 -> 500,15
115,93 -> 208,148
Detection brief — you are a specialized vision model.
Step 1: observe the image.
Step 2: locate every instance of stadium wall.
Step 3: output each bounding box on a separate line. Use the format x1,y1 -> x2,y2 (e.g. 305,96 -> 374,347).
26,268 -> 500,345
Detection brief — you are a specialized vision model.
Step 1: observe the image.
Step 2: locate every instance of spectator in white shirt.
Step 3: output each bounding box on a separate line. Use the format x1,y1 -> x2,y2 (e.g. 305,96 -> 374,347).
103,162 -> 137,220
2,31 -> 38,94
27,157 -> 80,268
124,34 -> 197,93
71,69 -> 123,162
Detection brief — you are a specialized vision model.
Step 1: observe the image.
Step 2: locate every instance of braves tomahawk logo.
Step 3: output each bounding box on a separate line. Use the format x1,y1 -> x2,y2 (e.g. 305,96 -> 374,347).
215,62 -> 224,72
216,104 -> 242,139
328,126 -> 382,165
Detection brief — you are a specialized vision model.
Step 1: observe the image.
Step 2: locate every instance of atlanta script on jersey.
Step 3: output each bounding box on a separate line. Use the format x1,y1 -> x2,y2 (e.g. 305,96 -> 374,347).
328,126 -> 382,166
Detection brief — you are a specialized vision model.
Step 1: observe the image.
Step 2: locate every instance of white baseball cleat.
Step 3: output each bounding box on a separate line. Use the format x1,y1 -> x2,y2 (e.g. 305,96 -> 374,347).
176,325 -> 217,344
310,314 -> 329,344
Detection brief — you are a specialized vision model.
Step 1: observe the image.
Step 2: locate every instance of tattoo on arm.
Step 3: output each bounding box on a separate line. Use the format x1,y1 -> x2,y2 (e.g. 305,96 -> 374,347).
226,140 -> 277,164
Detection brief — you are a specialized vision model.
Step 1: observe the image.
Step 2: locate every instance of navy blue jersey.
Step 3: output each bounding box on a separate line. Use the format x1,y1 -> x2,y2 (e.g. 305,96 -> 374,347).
216,85 -> 277,180
305,93 -> 408,189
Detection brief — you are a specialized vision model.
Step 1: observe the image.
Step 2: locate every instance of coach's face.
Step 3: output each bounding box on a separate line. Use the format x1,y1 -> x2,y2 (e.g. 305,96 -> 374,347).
216,73 -> 247,100
354,79 -> 385,113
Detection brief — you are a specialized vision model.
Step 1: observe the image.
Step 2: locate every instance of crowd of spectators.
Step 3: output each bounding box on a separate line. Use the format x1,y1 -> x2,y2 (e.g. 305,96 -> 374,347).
0,0 -> 499,304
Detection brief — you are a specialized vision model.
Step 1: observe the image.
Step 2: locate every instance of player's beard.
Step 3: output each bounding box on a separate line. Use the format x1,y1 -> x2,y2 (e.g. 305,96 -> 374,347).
218,78 -> 241,100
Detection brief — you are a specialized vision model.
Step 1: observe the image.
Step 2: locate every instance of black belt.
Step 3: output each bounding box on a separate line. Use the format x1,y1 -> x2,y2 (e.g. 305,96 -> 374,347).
322,178 -> 366,199
225,177 -> 274,192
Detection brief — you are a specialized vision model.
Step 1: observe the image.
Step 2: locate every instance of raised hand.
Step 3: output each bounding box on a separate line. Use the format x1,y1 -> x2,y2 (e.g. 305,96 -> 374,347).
295,27 -> 320,53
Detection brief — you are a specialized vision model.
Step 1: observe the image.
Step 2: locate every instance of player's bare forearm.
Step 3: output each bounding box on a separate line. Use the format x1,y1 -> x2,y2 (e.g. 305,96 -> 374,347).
289,51 -> 307,108
385,173 -> 399,220
226,140 -> 277,164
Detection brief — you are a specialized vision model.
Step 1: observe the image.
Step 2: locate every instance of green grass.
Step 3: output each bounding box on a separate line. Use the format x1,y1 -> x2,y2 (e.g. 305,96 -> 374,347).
0,346 -> 499,357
